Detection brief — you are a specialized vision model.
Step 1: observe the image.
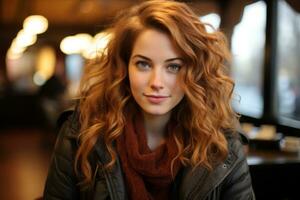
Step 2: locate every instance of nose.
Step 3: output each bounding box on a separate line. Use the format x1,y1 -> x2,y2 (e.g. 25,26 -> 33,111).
149,68 -> 164,91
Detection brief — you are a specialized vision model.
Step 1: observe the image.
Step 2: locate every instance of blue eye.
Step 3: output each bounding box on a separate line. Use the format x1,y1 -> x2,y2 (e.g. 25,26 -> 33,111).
167,64 -> 181,73
136,61 -> 150,70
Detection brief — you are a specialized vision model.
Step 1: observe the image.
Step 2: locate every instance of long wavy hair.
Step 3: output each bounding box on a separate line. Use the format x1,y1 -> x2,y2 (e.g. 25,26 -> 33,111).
75,0 -> 238,186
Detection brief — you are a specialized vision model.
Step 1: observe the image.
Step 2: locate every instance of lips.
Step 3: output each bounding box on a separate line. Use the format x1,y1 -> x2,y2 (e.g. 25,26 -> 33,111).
143,94 -> 170,104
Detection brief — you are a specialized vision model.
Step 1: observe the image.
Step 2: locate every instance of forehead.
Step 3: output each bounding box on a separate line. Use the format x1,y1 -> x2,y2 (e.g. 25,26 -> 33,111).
131,28 -> 182,59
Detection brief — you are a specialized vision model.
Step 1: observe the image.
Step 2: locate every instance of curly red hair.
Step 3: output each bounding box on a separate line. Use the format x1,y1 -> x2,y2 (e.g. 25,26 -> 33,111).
75,0 -> 238,186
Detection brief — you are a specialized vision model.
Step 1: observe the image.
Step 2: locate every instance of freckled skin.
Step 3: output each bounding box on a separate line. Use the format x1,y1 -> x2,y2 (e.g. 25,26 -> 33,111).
128,29 -> 185,119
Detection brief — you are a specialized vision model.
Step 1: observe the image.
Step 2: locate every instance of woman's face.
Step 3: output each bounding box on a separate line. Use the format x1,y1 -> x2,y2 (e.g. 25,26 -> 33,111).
128,28 -> 185,117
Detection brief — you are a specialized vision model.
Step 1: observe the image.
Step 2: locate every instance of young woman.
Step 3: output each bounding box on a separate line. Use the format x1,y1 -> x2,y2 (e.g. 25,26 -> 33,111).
44,1 -> 255,199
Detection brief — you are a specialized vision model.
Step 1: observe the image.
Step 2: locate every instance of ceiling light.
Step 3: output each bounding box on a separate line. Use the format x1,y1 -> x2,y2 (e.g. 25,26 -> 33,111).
23,15 -> 48,34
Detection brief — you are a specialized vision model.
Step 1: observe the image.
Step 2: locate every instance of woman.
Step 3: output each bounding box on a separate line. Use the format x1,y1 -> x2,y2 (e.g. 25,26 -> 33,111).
44,0 -> 255,199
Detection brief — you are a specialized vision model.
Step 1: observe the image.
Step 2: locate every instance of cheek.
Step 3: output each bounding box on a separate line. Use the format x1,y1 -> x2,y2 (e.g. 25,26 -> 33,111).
169,76 -> 184,94
175,87 -> 185,99
174,80 -> 186,101
128,70 -> 143,93
130,81 -> 140,94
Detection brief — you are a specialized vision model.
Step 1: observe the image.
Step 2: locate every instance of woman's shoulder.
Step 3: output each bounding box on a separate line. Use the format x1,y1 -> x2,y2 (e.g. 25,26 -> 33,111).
44,109 -> 81,199
223,130 -> 249,164
52,109 -> 81,159
224,127 -> 248,147
219,131 -> 255,199
57,106 -> 80,135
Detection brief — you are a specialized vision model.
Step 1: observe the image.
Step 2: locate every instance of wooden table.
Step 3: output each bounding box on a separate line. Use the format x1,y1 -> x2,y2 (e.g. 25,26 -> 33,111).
247,149 -> 300,200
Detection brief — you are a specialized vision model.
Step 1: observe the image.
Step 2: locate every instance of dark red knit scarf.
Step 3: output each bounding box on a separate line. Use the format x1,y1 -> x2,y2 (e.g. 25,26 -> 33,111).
116,113 -> 182,200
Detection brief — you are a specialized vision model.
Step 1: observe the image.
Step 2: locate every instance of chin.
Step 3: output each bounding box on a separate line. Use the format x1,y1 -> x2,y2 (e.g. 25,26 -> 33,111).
142,108 -> 170,116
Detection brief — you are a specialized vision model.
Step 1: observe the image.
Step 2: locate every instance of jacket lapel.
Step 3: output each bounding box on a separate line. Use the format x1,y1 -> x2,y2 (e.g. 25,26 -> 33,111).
178,150 -> 237,200
94,138 -> 128,200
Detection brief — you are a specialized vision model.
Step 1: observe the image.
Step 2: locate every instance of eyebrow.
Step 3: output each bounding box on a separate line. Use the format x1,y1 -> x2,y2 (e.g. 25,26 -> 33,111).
131,54 -> 184,62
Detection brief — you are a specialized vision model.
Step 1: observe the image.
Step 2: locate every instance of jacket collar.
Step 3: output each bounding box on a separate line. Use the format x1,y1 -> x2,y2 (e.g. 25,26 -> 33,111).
178,137 -> 238,200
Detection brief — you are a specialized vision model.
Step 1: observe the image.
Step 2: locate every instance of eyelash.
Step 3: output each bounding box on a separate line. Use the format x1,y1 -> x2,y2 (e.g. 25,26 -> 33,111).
135,60 -> 182,73
136,61 -> 150,70
167,64 -> 181,73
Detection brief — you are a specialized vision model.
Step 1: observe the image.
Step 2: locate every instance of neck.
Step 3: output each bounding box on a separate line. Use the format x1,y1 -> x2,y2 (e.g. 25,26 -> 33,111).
142,111 -> 171,138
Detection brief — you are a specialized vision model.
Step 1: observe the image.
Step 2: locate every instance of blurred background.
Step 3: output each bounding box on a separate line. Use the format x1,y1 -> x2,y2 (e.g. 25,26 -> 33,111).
0,0 -> 300,199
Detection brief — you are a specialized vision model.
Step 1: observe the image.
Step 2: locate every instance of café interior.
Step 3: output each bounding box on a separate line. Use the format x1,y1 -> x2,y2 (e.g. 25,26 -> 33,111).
0,0 -> 300,199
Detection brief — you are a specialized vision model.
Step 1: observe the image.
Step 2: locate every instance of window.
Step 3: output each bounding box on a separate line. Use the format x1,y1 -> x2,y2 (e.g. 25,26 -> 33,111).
277,0 -> 300,125
231,1 -> 266,118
